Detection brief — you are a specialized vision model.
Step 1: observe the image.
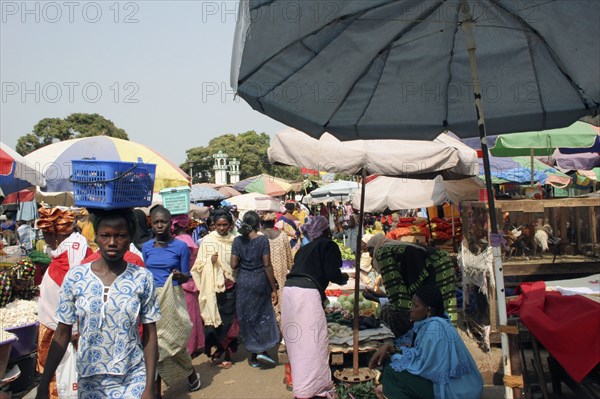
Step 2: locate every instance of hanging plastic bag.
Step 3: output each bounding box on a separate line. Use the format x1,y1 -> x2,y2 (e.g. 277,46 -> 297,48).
56,342 -> 78,399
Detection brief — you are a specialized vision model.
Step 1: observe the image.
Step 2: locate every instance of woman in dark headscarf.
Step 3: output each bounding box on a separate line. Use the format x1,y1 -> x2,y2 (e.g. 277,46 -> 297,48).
231,211 -> 280,367
280,215 -> 349,399
191,209 -> 238,368
369,285 -> 483,399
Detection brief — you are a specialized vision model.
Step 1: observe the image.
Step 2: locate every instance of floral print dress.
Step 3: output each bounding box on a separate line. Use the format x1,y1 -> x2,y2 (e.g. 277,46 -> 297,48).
57,263 -> 160,399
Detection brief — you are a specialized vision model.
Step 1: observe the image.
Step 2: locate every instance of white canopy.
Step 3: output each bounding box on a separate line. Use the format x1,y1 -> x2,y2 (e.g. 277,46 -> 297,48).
268,128 -> 479,179
226,192 -> 272,211
310,180 -> 359,198
302,194 -> 345,205
355,176 -> 484,213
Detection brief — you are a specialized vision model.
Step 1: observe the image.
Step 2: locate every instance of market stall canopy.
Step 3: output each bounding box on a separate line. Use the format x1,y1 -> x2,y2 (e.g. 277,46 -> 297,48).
489,122 -> 599,157
301,194 -> 343,205
553,151 -> 600,172
480,156 -> 571,187
24,136 -> 189,193
233,0 -> 600,385
0,141 -> 46,195
190,184 -> 225,202
192,183 -> 242,199
1,188 -> 35,205
233,174 -> 292,196
309,180 -> 359,198
232,1 -> 599,141
226,192 -> 275,211
268,128 -> 478,179
355,176 -> 483,213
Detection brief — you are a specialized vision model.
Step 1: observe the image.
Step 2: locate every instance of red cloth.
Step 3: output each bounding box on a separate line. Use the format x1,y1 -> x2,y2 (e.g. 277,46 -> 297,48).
507,281 -> 600,382
81,250 -> 145,267
48,247 -> 94,286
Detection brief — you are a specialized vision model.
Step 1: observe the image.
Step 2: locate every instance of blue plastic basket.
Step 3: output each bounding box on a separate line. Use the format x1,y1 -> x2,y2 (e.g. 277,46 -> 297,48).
159,186 -> 191,215
71,159 -> 156,209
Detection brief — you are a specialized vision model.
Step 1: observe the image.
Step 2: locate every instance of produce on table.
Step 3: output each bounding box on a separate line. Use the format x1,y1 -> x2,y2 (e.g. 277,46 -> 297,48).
327,323 -> 353,340
0,299 -> 38,328
0,329 -> 17,343
333,240 -> 355,260
325,293 -> 378,324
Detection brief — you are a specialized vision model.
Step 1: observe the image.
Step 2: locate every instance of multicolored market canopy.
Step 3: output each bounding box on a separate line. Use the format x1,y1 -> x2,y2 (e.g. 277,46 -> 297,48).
0,142 -> 46,195
233,174 -> 292,197
24,136 -> 189,192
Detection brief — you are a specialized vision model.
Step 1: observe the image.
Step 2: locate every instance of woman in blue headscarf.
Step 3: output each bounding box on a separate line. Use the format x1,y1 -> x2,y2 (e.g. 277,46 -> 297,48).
369,285 -> 483,399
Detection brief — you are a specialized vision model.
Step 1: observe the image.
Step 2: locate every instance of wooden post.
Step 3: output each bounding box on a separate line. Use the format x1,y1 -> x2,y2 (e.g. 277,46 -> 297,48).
560,208 -> 569,241
591,206 -> 598,247
507,319 -> 524,399
576,208 -> 582,250
488,274 -> 498,333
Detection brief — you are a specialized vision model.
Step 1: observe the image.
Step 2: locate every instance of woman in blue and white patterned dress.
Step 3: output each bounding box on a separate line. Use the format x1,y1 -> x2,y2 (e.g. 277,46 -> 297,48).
36,209 -> 161,399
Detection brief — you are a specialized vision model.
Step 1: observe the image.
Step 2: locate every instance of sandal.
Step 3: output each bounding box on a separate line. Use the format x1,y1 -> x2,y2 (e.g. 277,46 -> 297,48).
188,372 -> 201,392
257,353 -> 276,365
219,360 -> 233,369
210,349 -> 224,365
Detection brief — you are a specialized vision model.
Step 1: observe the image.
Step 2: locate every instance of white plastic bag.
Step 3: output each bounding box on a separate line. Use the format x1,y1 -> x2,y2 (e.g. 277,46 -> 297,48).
56,343 -> 78,399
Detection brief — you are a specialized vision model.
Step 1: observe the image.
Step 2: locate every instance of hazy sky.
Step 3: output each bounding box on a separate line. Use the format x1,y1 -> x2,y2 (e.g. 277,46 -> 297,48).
0,0 -> 286,165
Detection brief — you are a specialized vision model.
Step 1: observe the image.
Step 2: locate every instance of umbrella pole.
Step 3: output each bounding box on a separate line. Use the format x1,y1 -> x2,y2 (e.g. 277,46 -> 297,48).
530,148 -> 535,186
352,168 -> 367,375
462,2 -> 514,398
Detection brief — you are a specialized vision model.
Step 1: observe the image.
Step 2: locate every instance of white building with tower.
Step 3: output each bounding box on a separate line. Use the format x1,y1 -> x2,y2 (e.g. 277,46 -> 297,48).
212,151 -> 228,185
228,158 -> 241,184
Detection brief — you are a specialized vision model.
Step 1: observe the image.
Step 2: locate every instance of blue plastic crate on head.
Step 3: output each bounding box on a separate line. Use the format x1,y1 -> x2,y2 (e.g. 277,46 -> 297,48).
71,158 -> 156,209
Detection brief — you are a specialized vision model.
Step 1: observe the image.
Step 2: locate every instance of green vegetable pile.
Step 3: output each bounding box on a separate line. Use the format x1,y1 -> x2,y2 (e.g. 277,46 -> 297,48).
334,239 -> 355,260
325,293 -> 377,325
28,250 -> 52,264
335,380 -> 378,399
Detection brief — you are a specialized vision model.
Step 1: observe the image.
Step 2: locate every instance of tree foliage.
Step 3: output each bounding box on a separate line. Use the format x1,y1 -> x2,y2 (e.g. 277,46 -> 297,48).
16,113 -> 128,155
183,130 -> 303,184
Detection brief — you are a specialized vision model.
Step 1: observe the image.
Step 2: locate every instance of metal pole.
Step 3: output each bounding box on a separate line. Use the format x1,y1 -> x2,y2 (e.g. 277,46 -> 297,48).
530,148 -> 535,186
352,167 -> 367,375
461,1 -> 513,398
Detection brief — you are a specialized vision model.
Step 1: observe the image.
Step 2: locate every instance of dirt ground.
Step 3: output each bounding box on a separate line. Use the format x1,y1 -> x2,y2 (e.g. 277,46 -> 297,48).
18,323 -> 576,399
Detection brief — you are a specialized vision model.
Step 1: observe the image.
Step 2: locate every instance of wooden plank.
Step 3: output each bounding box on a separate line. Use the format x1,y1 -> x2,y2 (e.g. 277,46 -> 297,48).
592,206 -> 598,248
331,353 -> 344,365
488,274 -> 498,332
498,325 -> 520,335
480,198 -> 600,210
497,200 -> 544,212
503,261 -> 600,276
560,208 -> 569,241
576,207 -> 583,250
507,319 -> 524,398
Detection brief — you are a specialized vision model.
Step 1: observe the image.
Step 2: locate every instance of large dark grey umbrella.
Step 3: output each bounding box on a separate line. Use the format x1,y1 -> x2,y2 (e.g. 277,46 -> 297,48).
232,0 -> 599,390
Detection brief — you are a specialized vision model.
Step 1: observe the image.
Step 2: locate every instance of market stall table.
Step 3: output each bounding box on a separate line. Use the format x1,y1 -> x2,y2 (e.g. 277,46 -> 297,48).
507,277 -> 600,398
